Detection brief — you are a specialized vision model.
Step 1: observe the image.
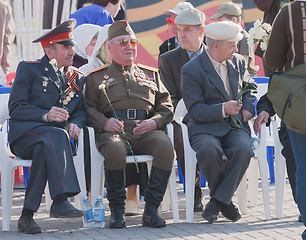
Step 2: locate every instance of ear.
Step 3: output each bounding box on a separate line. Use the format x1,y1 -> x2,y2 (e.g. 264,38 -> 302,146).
45,47 -> 54,59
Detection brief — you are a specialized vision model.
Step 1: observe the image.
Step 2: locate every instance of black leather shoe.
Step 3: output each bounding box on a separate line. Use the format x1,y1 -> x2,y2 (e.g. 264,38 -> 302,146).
109,208 -> 126,229
220,201 -> 241,222
18,216 -> 41,234
202,198 -> 221,224
142,203 -> 166,228
298,214 -> 303,222
194,185 -> 203,212
50,200 -> 83,218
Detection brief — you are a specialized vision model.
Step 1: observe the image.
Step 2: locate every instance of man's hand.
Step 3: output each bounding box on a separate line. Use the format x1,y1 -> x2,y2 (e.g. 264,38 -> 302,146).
68,123 -> 80,139
241,109 -> 254,122
224,100 -> 242,116
254,111 -> 270,133
103,118 -> 124,132
47,106 -> 69,122
133,119 -> 157,135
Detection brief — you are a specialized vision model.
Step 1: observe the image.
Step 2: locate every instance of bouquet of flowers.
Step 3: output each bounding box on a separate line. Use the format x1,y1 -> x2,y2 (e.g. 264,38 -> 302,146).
248,20 -> 272,51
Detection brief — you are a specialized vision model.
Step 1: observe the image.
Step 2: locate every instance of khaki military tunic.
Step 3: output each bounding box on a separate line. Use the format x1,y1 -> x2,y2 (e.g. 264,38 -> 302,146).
85,61 -> 174,170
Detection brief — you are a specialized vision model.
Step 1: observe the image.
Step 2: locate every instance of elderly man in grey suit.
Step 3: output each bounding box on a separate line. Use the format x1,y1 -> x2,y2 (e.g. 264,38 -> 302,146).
182,21 -> 256,224
159,8 -> 206,212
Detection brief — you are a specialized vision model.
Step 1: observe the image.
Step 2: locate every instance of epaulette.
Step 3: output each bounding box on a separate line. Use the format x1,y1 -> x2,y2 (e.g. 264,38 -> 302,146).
25,60 -> 41,64
88,64 -> 109,74
137,63 -> 158,72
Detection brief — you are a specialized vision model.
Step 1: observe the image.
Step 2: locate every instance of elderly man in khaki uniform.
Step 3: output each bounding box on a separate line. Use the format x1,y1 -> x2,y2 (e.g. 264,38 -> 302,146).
84,20 -> 174,229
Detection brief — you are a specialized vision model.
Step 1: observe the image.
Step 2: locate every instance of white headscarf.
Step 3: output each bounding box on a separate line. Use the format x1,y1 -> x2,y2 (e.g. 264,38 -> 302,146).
80,24 -> 110,75
73,24 -> 102,59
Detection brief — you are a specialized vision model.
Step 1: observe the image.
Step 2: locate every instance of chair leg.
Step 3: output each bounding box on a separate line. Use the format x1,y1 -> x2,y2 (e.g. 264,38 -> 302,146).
237,171 -> 247,214
185,152 -> 196,223
248,158 -> 259,207
45,182 -> 52,211
169,163 -> 180,223
2,166 -> 15,231
257,155 -> 271,220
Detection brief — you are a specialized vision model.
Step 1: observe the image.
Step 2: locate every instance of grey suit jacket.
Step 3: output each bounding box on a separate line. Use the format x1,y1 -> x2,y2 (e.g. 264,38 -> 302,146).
182,50 -> 257,137
159,47 -> 190,109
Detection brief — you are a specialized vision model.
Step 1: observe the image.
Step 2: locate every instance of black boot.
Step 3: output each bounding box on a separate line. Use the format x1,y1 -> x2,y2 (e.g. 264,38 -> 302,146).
142,167 -> 171,228
105,168 -> 126,228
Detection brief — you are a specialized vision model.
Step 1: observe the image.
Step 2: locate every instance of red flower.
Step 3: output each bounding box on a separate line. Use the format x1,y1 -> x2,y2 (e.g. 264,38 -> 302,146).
166,18 -> 175,25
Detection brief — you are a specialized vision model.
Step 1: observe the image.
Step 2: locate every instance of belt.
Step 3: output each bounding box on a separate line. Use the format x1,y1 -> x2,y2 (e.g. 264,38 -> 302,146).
105,109 -> 153,120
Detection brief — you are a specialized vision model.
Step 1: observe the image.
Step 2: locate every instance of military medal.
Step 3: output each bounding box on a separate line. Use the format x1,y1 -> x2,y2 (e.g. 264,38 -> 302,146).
104,74 -> 109,80
66,96 -> 71,102
69,92 -> 74,98
63,99 -> 68,105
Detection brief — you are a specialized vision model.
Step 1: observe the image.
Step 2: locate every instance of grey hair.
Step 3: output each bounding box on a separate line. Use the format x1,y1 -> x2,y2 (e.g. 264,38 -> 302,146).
206,37 -> 225,48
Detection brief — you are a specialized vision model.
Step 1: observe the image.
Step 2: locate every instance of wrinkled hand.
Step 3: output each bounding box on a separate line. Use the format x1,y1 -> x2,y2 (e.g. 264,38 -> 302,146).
133,119 -> 157,134
103,117 -> 124,132
68,123 -> 80,139
241,109 -> 254,122
224,100 -> 242,116
254,111 -> 270,133
47,106 -> 69,122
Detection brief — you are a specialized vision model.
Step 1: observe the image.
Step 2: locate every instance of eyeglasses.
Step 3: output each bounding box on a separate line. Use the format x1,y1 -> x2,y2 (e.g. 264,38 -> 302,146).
111,38 -> 139,47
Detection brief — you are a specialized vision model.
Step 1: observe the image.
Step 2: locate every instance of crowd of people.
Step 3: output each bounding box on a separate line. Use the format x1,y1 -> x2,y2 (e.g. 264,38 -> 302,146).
3,0 -> 306,239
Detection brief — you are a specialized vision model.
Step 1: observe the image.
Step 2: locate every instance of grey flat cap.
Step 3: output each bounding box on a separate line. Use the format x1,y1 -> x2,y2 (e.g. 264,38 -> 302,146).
205,21 -> 243,42
164,2 -> 194,15
175,9 -> 206,25
210,2 -> 242,20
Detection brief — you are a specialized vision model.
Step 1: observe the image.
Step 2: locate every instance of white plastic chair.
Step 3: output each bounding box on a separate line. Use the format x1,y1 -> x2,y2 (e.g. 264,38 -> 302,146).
88,125 -> 180,223
0,93 -> 87,231
174,99 -> 271,222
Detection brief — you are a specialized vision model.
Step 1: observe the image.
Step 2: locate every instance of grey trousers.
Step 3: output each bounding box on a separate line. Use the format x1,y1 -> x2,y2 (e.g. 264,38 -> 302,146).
190,129 -> 253,204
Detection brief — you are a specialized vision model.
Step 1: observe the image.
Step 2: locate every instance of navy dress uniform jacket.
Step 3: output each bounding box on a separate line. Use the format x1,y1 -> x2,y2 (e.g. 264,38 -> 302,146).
8,55 -> 86,145
8,55 -> 86,211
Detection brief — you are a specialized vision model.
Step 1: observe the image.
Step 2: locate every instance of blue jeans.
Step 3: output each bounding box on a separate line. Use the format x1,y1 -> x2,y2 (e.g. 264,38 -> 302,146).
287,128 -> 306,239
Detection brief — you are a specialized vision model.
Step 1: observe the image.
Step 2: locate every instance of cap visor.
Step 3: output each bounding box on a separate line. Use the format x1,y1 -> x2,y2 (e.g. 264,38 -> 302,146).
210,13 -> 222,20
59,40 -> 76,46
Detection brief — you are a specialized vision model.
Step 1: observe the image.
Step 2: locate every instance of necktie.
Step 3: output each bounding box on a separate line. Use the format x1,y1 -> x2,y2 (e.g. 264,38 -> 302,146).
219,63 -> 232,99
57,70 -> 66,89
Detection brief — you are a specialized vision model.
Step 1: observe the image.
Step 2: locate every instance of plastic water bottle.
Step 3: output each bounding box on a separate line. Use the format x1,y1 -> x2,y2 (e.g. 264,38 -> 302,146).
82,197 -> 94,228
94,195 -> 105,228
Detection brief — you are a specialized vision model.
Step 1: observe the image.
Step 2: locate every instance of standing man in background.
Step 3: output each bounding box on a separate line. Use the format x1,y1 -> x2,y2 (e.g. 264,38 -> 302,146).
159,8 -> 206,212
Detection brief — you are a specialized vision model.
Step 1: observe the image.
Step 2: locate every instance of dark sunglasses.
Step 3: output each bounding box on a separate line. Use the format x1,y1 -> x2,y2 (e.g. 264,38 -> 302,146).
111,38 -> 139,47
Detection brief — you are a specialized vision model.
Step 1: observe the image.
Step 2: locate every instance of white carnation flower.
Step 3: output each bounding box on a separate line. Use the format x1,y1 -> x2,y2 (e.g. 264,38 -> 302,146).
49,59 -> 58,68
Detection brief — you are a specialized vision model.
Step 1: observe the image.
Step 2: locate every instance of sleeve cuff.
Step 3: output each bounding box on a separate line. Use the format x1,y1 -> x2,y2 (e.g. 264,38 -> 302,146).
222,103 -> 229,119
42,113 -> 48,123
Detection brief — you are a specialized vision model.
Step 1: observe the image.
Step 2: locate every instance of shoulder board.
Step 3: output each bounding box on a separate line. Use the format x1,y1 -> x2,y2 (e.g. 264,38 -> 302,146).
25,60 -> 41,64
87,64 -> 109,74
137,63 -> 158,72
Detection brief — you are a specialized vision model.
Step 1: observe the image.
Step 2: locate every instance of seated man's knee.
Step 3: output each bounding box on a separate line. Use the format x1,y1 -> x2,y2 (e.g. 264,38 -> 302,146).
100,140 -> 127,170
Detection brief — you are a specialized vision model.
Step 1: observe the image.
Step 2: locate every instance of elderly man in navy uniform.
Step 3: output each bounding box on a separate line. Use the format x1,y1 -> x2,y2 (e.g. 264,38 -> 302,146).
8,19 -> 85,234
85,20 -> 174,229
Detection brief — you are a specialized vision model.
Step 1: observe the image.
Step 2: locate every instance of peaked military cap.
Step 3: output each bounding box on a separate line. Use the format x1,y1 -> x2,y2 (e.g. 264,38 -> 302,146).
33,19 -> 76,48
108,20 -> 135,41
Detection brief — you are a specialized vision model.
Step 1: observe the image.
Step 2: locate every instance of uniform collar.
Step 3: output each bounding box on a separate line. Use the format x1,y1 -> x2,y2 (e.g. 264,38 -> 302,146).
112,60 -> 133,71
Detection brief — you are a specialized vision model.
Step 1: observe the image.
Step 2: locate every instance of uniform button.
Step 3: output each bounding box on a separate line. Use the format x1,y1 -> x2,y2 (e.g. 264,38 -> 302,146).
128,89 -> 131,92
126,79 -> 128,81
